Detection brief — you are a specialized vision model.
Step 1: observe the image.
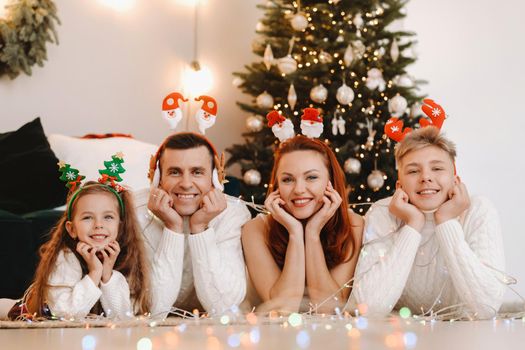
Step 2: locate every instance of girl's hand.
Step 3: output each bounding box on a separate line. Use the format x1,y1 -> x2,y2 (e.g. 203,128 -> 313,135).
100,241 -> 121,284
76,242 -> 103,285
305,181 -> 342,237
264,190 -> 303,236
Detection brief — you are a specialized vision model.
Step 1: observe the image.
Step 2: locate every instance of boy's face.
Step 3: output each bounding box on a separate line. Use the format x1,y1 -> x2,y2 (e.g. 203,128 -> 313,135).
159,146 -> 214,216
397,145 -> 458,211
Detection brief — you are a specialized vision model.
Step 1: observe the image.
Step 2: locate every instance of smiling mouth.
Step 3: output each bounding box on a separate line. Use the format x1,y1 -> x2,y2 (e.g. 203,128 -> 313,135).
417,189 -> 440,195
90,234 -> 109,242
291,198 -> 313,207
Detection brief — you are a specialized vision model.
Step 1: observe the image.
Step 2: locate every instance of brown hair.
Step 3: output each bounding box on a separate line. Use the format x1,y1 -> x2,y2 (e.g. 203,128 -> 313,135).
267,135 -> 358,270
25,182 -> 151,316
395,126 -> 457,163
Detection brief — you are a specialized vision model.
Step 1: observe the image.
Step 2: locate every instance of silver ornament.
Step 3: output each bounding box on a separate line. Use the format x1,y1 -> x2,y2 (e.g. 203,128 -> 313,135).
344,158 -> 361,174
352,40 -> 366,58
388,94 -> 408,117
336,83 -> 355,105
246,115 -> 264,132
353,13 -> 364,28
277,55 -> 298,75
243,169 -> 262,186
343,44 -> 354,67
256,91 -> 274,109
393,74 -> 414,88
390,39 -> 399,62
288,84 -> 297,110
256,21 -> 266,32
367,170 -> 385,191
310,84 -> 328,103
264,44 -> 274,71
232,77 -> 243,87
290,13 -> 308,31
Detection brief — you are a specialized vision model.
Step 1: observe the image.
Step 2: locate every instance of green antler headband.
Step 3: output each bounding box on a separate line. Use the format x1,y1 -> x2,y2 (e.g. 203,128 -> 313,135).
57,153 -> 126,221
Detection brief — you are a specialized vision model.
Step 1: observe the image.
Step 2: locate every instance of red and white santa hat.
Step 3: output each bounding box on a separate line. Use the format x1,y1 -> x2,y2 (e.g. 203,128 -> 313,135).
195,95 -> 218,116
162,92 -> 188,111
266,110 -> 286,127
301,108 -> 323,123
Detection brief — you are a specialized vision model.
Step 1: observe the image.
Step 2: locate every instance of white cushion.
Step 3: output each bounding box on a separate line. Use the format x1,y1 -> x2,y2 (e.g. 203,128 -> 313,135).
48,134 -> 158,192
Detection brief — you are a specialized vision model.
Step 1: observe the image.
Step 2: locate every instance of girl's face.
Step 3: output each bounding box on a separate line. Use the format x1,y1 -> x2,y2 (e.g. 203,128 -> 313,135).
66,192 -> 120,249
276,150 -> 330,220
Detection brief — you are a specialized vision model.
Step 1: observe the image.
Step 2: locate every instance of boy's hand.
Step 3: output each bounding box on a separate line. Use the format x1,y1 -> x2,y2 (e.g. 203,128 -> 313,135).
148,188 -> 183,232
100,241 -> 121,284
435,182 -> 470,224
389,188 -> 425,231
189,188 -> 226,233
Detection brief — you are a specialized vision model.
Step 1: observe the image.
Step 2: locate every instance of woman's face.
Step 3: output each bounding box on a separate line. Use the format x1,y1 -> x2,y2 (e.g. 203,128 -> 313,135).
275,150 -> 330,220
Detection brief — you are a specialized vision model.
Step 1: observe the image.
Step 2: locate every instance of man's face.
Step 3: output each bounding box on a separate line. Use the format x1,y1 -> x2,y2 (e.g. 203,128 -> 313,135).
397,145 -> 458,211
159,146 -> 214,216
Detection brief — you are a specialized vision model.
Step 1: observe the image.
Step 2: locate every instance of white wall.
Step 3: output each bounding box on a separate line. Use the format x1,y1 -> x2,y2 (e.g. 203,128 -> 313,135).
1,0 -> 524,298
404,0 -> 525,298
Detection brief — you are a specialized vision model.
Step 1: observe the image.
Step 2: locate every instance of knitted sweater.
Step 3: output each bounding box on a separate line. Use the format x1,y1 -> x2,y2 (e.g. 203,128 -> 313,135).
47,249 -> 132,319
347,195 -> 506,319
134,189 -> 251,318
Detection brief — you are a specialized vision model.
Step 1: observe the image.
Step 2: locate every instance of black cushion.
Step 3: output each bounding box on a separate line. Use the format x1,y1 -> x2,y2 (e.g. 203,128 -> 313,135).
0,118 -> 68,214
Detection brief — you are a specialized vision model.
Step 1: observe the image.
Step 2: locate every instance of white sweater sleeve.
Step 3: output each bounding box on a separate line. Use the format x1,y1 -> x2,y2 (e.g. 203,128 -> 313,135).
434,196 -> 506,318
46,250 -> 101,319
99,270 -> 132,319
148,228 -> 185,318
188,200 -> 251,314
347,199 -> 421,315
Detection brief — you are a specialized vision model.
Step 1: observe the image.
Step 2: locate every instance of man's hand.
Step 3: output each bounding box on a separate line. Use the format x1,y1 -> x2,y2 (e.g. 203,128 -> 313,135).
435,182 -> 470,225
389,188 -> 425,231
189,188 -> 227,233
148,188 -> 183,232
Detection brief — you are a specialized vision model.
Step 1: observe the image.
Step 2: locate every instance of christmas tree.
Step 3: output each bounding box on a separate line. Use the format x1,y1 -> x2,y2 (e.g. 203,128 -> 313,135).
58,161 -> 85,192
226,0 -> 425,214
98,153 -> 125,183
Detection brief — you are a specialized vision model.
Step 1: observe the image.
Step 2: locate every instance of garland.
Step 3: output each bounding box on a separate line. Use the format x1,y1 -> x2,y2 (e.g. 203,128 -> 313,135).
0,0 -> 59,79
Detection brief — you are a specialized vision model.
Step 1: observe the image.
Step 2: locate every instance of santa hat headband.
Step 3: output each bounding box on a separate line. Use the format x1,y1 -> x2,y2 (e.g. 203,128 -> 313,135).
161,91 -> 219,134
266,107 -> 324,143
384,98 -> 446,143
58,153 -> 126,220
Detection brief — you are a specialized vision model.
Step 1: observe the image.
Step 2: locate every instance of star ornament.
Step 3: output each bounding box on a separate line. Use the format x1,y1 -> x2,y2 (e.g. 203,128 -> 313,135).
57,160 -> 66,169
115,152 -> 124,160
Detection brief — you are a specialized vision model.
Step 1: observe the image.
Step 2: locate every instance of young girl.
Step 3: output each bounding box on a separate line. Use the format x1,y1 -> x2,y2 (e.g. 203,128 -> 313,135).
4,178 -> 151,320
242,135 -> 363,313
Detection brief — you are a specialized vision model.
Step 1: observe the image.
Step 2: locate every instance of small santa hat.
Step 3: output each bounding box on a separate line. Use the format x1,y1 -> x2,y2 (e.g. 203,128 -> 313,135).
301,108 -> 323,123
266,110 -> 286,127
162,92 -> 188,111
195,95 -> 218,115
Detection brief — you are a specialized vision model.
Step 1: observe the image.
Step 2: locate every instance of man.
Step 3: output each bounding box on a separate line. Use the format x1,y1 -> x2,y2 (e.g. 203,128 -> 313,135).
134,132 -> 251,317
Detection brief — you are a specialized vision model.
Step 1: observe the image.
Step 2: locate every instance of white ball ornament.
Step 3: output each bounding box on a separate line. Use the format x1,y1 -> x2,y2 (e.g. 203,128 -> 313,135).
344,158 -> 361,174
232,77 -> 243,87
388,94 -> 408,117
336,83 -> 355,105
277,55 -> 298,75
310,84 -> 328,103
367,170 -> 385,191
290,13 -> 309,31
246,115 -> 264,132
256,91 -> 274,109
243,169 -> 262,186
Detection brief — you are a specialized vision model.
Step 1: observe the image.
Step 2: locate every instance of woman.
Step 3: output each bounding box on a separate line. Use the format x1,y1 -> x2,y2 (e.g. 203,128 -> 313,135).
242,135 -> 363,313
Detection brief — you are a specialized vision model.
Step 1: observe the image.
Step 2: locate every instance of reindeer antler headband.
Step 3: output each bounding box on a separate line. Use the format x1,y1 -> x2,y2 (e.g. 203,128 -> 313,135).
58,153 -> 127,220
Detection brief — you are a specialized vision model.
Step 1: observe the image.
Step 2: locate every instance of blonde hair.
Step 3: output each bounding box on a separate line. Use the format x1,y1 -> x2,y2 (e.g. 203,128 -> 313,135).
395,126 -> 457,163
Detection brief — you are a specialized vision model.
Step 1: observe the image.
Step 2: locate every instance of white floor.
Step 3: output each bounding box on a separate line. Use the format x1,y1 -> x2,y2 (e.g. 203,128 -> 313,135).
1,317 -> 525,350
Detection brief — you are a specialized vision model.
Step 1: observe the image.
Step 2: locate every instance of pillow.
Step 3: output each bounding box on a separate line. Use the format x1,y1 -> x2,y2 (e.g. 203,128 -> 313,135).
48,134 -> 158,192
0,118 -> 68,214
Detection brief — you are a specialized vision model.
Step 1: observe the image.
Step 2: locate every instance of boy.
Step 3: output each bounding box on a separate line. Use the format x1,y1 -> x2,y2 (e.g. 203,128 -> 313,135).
347,126 -> 505,319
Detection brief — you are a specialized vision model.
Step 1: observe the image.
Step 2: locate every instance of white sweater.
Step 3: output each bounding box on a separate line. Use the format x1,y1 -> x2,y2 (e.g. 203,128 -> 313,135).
347,195 -> 506,319
47,249 -> 132,319
134,189 -> 251,318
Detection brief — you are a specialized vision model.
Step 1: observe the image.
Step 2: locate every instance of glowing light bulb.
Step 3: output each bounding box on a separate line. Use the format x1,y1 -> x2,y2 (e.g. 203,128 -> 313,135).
182,61 -> 213,97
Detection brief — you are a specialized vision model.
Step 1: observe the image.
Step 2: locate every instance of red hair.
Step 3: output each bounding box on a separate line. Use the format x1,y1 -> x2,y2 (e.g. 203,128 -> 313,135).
266,135 -> 358,269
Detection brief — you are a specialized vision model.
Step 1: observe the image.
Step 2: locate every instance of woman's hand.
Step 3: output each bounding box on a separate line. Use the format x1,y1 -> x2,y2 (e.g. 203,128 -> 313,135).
305,181 -> 342,237
264,189 -> 303,236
